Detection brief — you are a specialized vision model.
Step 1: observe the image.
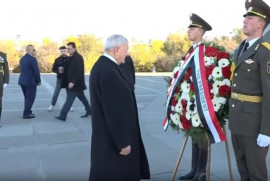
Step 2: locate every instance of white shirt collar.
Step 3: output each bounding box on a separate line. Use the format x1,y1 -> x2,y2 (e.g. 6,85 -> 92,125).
103,53 -> 118,65
193,41 -> 202,48
246,37 -> 260,49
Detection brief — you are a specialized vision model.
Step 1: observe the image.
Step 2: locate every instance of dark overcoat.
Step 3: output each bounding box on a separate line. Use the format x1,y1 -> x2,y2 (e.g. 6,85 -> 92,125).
89,55 -> 150,181
119,56 -> 136,90
62,51 -> 86,91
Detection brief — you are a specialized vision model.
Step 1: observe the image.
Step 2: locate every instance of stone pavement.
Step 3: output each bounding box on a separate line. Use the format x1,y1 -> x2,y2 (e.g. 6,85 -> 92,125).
0,73 -> 267,181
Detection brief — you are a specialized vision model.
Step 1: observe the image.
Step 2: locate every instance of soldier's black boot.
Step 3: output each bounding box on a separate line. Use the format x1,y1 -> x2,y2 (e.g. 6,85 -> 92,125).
179,143 -> 199,180
193,147 -> 208,181
192,170 -> 206,181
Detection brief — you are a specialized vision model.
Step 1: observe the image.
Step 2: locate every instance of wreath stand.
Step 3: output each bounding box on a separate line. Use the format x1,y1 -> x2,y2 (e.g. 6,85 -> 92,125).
170,126 -> 234,181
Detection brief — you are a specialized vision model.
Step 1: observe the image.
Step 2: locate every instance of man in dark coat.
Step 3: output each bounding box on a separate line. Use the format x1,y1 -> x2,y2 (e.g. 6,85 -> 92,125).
89,34 -> 150,181
18,45 -> 41,119
0,51 -> 9,127
119,55 -> 136,90
55,42 -> 91,121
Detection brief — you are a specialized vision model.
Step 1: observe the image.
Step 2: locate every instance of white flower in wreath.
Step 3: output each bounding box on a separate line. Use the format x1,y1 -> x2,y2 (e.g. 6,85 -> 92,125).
181,81 -> 190,93
213,96 -> 226,105
204,56 -> 215,66
212,67 -> 222,79
192,114 -> 201,127
221,79 -> 231,86
174,102 -> 182,113
213,80 -> 222,95
185,110 -> 193,120
170,113 -> 183,129
212,99 -> 222,112
218,58 -> 230,68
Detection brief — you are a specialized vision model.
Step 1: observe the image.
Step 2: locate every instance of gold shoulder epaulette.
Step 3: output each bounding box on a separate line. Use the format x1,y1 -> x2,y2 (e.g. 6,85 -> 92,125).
261,42 -> 270,50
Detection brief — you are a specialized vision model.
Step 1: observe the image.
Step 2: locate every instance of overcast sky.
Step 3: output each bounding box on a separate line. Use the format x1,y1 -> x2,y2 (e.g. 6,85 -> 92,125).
0,0 -> 263,42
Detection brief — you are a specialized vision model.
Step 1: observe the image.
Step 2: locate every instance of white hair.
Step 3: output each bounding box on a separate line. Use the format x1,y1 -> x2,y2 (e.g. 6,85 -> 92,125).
263,23 -> 270,36
104,34 -> 128,51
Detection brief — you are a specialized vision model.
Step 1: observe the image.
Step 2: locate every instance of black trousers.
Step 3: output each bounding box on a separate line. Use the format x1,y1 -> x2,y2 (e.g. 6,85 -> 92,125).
59,90 -> 91,119
231,133 -> 268,181
21,85 -> 37,116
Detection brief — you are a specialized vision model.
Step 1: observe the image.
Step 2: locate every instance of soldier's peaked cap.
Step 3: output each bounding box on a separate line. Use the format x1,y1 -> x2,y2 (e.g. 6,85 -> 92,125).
188,13 -> 212,31
244,0 -> 270,23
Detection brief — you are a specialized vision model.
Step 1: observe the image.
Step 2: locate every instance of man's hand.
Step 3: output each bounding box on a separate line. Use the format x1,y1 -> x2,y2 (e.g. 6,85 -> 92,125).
120,145 -> 131,156
38,82 -> 41,86
68,82 -> 75,89
257,134 -> 270,147
3,83 -> 8,89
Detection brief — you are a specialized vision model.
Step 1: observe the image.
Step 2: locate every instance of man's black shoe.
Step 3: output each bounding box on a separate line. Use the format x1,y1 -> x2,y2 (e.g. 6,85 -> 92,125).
81,112 -> 91,118
23,114 -> 35,119
55,116 -> 66,121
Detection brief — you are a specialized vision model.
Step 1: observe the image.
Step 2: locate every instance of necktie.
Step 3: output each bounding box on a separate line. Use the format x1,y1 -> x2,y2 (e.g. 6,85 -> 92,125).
239,41 -> 249,58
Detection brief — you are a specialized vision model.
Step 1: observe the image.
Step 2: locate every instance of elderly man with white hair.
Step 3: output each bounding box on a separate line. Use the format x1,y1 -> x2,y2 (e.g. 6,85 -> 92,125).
89,34 -> 150,181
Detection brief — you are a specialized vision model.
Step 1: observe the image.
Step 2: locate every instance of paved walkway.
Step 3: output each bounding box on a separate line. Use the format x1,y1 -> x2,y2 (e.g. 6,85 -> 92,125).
0,74 -> 263,180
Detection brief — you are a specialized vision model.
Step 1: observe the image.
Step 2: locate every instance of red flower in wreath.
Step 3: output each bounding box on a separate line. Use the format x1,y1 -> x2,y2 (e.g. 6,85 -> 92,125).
205,47 -> 218,57
181,99 -> 188,110
174,71 -> 179,79
205,64 -> 215,78
217,51 -> 230,60
180,114 -> 192,130
218,85 -> 231,97
175,87 -> 181,94
222,66 -> 231,79
171,97 -> 178,107
190,82 -> 195,92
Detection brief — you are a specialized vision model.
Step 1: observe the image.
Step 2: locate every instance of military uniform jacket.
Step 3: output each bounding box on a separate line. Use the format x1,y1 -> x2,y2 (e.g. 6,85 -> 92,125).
0,52 -> 9,96
229,38 -> 270,136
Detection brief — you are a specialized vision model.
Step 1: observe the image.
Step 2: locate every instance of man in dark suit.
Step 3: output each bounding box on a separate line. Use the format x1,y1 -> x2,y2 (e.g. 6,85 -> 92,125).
55,42 -> 91,121
89,34 -> 150,181
229,0 -> 270,180
0,51 -> 9,127
119,55 -> 136,90
18,45 -> 41,119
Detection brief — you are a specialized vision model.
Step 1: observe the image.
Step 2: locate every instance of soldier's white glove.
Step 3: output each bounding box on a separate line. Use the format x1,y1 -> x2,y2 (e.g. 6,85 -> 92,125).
3,83 -> 7,89
257,134 -> 270,147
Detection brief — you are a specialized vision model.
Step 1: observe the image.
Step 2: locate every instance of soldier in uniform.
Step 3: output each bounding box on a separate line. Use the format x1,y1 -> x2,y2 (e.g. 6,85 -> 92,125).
0,51 -> 10,127
229,0 -> 270,180
178,14 -> 212,181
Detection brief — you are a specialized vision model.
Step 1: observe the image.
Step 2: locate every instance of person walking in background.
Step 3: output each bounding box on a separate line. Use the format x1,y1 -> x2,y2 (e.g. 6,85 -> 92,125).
89,34 -> 150,181
0,51 -> 9,127
119,55 -> 136,90
48,46 -> 69,112
18,45 -> 41,119
55,42 -> 91,121
229,0 -> 270,180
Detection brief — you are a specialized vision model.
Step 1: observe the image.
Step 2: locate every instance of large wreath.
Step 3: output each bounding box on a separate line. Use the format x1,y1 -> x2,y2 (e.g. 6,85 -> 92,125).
167,43 -> 232,141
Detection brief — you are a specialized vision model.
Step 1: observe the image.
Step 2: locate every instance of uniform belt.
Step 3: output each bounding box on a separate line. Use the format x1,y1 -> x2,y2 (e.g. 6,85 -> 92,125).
231,92 -> 262,103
